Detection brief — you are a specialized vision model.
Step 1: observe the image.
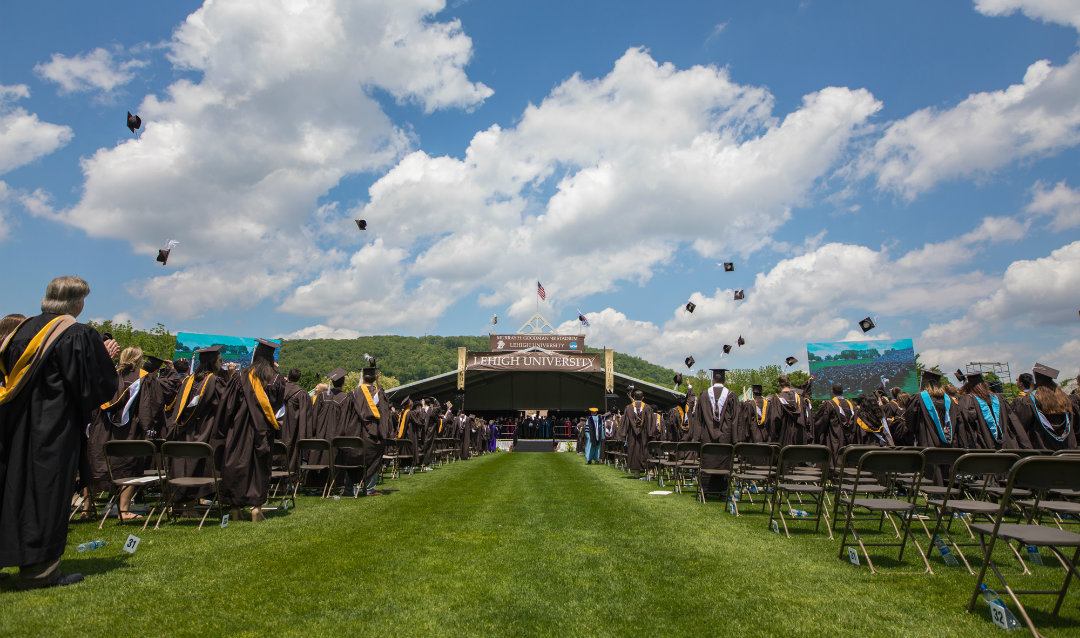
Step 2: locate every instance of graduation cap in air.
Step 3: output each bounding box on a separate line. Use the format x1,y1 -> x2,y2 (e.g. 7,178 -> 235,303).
733,289 -> 745,301
954,369 -> 966,383
710,368 -> 727,383
142,355 -> 165,373
722,344 -> 732,354
685,301 -> 696,314
673,373 -> 684,386
328,368 -> 347,383
784,356 -> 798,367
578,313 -> 590,326
363,353 -> 377,368
355,219 -> 367,231
737,336 -> 745,347
1033,362 -> 1059,383
126,111 -> 142,135
859,317 -> 875,333
723,262 -> 734,272
254,338 -> 280,361
156,240 -> 179,266
492,314 -> 498,326
684,355 -> 695,369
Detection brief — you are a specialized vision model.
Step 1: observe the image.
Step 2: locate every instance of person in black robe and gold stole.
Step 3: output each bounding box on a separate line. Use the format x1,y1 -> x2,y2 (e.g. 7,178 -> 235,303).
280,367 -> 311,472
762,374 -> 812,448
394,396 -> 420,472
623,390 -> 652,478
164,346 -> 228,504
0,276 -> 119,588
213,339 -> 285,521
341,366 -> 391,495
739,384 -> 770,444
309,368 -> 350,470
418,397 -> 438,469
812,384 -> 856,468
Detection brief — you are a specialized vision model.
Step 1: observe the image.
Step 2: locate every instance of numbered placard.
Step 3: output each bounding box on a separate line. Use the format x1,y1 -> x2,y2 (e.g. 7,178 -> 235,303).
122,534 -> 140,554
220,514 -> 229,528
989,601 -> 1009,630
848,547 -> 860,566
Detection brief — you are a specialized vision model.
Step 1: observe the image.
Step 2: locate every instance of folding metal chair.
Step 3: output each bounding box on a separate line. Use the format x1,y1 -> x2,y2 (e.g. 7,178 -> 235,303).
328,436 -> 366,498
966,456 -> 1080,637
99,440 -> 162,531
645,441 -> 663,481
767,444 -> 832,539
926,452 -> 1022,574
730,443 -> 776,515
675,441 -> 700,492
658,442 -> 678,488
838,449 -> 931,574
697,443 -> 733,504
267,440 -> 295,510
157,441 -> 223,531
295,438 -> 332,498
831,445 -> 889,532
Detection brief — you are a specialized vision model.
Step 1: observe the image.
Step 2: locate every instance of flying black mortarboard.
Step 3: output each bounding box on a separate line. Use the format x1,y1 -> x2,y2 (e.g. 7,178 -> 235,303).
492,314 -> 498,325
685,301 -> 696,314
126,111 -> 142,135
737,336 -> 745,347
673,373 -> 683,386
355,219 -> 367,231
578,312 -> 589,327
684,355 -> 695,369
954,369 -> 966,383
784,356 -> 798,367
722,344 -> 732,354
733,289 -> 745,301
723,262 -> 734,272
859,317 -> 875,333
156,240 -> 179,266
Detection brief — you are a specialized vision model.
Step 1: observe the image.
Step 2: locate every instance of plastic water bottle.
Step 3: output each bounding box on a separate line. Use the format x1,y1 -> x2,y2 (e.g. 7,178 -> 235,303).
980,584 -> 1020,630
731,488 -> 740,501
77,540 -> 105,553
789,508 -> 810,518
933,536 -> 959,566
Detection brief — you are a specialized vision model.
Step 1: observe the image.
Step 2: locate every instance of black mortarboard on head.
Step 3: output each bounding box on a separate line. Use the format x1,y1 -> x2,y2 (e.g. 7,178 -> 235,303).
400,395 -> 413,407
126,111 -> 142,134
965,372 -> 985,386
733,289 -> 745,301
954,369 -> 966,383
859,317 -> 875,333
355,219 -> 367,231
737,335 -> 745,347
723,262 -> 734,272
142,355 -> 165,372
362,366 -> 377,377
156,249 -> 170,265
751,384 -> 763,395
194,345 -> 221,358
710,368 -> 727,383
722,344 -> 732,354
673,373 -> 683,386
921,369 -> 943,384
254,338 -> 280,361
685,301 -> 696,314
785,356 -> 798,367
684,355 -> 695,369
1033,362 -> 1059,384
328,368 -> 346,383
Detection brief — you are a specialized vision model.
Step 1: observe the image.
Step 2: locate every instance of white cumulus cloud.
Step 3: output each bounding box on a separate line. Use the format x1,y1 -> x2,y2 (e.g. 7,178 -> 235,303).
34,47 -> 147,94
0,84 -> 73,175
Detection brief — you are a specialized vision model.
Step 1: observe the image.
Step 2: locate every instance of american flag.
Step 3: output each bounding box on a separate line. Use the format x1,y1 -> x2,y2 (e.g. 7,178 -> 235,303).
537,281 -> 546,300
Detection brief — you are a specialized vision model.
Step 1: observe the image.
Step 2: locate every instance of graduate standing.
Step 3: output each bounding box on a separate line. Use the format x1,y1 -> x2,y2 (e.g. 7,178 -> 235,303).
343,366 -> 392,495
693,369 -> 738,493
812,384 -> 856,467
584,407 -> 603,464
164,346 -> 228,503
280,367 -> 312,472
623,390 -> 653,478
0,276 -> 119,588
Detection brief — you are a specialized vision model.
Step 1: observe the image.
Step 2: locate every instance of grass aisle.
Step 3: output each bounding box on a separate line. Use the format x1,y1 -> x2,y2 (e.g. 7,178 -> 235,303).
2,452 -> 1077,637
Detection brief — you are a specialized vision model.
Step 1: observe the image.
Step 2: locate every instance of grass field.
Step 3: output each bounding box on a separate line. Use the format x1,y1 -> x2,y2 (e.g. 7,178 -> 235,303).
2,451 -> 1078,637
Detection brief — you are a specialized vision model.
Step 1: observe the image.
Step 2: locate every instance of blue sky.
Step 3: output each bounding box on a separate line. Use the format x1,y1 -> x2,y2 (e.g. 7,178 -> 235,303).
2,0 -> 1079,379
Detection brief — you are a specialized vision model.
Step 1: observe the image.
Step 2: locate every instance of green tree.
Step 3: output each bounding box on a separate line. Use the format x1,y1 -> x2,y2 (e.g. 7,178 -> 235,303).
86,320 -> 176,360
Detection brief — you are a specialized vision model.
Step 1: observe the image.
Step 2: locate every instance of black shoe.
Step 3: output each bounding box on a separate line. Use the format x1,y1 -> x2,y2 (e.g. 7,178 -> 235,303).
21,572 -> 83,590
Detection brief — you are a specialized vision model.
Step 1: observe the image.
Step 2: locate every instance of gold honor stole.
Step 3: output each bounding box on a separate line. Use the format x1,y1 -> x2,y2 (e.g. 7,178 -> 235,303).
857,417 -> 883,433
398,408 -> 411,438
172,375 -> 212,427
0,315 -> 74,406
249,370 -> 280,431
832,396 -> 854,418
758,398 -> 770,426
100,368 -> 149,411
360,384 -> 380,419
678,405 -> 688,430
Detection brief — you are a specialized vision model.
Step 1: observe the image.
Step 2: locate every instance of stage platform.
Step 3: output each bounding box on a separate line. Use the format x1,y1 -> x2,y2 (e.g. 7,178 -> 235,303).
513,439 -> 557,452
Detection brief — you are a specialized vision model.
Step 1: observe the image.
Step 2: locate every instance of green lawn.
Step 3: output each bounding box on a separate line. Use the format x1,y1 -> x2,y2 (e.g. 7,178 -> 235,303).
2,452 -> 1078,637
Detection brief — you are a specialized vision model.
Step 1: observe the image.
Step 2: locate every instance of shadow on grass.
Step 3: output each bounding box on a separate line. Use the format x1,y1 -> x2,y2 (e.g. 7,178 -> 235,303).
0,554 -> 131,594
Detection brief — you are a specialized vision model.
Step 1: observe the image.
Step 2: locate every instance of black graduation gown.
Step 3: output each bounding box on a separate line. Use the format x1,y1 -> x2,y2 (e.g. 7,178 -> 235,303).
280,382 -> 311,471
1012,392 -> 1077,451
340,383 -> 391,484
310,389 -> 350,464
956,394 -> 1030,450
882,400 -> 910,445
88,368 -> 149,484
0,314 -> 117,568
623,402 -> 653,473
740,396 -> 769,444
164,372 -> 226,500
393,407 -> 421,466
813,397 -> 855,468
764,389 -> 810,448
213,371 -> 285,507
418,406 -> 437,465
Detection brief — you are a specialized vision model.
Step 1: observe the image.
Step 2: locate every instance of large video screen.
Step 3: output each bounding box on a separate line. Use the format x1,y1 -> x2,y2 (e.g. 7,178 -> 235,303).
807,338 -> 918,399
173,332 -> 279,370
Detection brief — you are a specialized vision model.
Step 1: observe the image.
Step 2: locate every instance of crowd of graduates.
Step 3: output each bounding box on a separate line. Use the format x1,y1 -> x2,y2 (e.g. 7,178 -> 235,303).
589,366 -> 1078,477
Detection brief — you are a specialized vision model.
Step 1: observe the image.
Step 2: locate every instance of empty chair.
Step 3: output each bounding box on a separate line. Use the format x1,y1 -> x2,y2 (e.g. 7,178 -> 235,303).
328,436 -> 366,498
99,440 -> 162,531
966,456 -> 1080,637
831,445 -> 889,532
158,441 -> 223,531
730,443 -> 776,515
674,441 -> 700,492
295,439 -> 332,498
697,443 -> 733,504
838,449 -> 931,575
767,445 -> 832,539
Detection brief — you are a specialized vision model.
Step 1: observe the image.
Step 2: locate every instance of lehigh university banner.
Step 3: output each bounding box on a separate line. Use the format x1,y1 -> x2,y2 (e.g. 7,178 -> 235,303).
466,351 -> 602,372
489,334 -> 585,352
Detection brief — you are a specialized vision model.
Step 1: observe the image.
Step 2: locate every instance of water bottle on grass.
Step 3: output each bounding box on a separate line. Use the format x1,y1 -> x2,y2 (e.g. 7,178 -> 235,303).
77,540 -> 105,553
980,584 -> 1019,630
